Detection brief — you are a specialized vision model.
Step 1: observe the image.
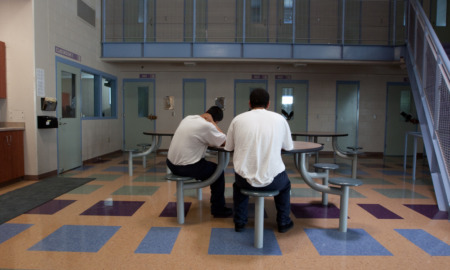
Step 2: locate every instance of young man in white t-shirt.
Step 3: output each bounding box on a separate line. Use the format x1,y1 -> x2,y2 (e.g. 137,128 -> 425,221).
167,106 -> 232,218
225,88 -> 294,233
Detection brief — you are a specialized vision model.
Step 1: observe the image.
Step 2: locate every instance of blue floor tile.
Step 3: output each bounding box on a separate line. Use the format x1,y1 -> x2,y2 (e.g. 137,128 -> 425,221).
304,228 -> 392,256
103,166 -> 132,173
395,229 -> 450,256
135,227 -> 180,254
28,225 -> 120,252
0,223 -> 33,244
208,228 -> 281,256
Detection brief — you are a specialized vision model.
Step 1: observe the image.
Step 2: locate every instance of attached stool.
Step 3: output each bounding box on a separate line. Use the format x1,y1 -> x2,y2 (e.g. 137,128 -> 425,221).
137,143 -> 152,168
328,177 -> 363,232
313,163 -> 339,206
165,173 -> 202,224
123,148 -> 139,176
240,189 -> 279,249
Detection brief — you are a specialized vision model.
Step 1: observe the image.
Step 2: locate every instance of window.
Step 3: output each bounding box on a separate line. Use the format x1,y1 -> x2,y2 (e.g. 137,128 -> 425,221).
283,0 -> 293,24
251,0 -> 262,23
81,72 -> 117,119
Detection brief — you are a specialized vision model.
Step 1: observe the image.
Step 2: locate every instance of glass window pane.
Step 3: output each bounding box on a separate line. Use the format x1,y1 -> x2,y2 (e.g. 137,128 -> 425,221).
61,71 -> 77,118
138,86 -> 149,117
102,78 -> 113,117
81,72 -> 96,117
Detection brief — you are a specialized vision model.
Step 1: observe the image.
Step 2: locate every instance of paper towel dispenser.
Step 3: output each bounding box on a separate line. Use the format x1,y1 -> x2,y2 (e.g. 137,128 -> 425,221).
37,116 -> 58,129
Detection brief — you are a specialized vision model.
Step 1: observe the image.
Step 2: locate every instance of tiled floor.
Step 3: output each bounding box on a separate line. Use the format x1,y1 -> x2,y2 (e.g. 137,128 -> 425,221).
0,152 -> 449,269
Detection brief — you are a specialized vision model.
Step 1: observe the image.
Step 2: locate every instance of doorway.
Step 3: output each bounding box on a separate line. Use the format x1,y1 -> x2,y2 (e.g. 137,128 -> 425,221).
385,83 -> 417,156
234,80 -> 268,116
275,80 -> 308,132
123,80 -> 155,149
336,81 -> 360,149
183,79 -> 206,117
56,62 -> 82,173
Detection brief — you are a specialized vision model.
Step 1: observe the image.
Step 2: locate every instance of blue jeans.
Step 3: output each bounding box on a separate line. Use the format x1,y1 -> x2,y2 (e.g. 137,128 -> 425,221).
233,171 -> 292,226
166,158 -> 226,214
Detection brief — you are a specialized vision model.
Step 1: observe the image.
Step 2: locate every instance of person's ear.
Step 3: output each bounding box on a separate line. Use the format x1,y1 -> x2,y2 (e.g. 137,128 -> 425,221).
266,100 -> 270,109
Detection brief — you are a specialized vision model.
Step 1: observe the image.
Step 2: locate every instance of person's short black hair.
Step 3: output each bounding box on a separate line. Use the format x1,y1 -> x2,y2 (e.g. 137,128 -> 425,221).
250,88 -> 270,108
206,106 -> 224,122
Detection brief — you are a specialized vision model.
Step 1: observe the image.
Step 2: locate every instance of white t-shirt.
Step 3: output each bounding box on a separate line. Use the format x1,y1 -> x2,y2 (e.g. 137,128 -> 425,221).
225,109 -> 293,187
168,115 -> 226,165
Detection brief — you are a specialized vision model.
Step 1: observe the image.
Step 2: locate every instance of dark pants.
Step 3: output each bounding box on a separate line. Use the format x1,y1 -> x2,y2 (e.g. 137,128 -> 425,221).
166,158 -> 226,214
233,171 -> 292,226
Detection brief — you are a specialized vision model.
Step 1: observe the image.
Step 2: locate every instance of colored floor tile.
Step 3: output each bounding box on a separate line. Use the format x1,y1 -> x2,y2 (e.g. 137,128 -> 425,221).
111,185 -> 159,196
378,170 -> 410,176
28,225 -> 120,252
87,174 -> 122,181
135,227 -> 180,254
25,200 -> 76,215
401,178 -> 433,185
373,188 -> 428,199
395,229 -> 450,256
72,166 -> 93,171
358,178 -> 394,185
133,175 -> 167,182
291,188 -> 322,197
145,167 -> 167,173
208,228 -> 282,256
81,201 -> 145,216
360,163 -> 392,168
304,228 -> 392,256
0,223 -> 33,244
103,166 -> 132,173
68,185 -> 103,194
358,204 -> 403,219
291,203 -> 340,218
403,204 -> 449,219
160,202 -> 191,217
336,169 -> 369,176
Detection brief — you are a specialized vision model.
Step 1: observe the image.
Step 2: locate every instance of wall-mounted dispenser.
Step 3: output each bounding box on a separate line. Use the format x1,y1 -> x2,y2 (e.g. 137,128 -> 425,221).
37,116 -> 58,129
41,97 -> 57,111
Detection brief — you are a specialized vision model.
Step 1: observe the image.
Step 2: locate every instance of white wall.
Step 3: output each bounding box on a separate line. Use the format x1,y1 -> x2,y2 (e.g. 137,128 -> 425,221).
116,62 -> 408,152
0,0 -> 38,177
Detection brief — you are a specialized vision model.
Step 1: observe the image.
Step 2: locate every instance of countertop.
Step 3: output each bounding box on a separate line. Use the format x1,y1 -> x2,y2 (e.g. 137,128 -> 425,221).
0,122 -> 25,131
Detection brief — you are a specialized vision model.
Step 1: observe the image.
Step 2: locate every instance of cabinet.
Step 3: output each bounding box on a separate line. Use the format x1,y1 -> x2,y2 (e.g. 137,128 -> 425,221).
0,41 -> 6,98
0,130 -> 24,183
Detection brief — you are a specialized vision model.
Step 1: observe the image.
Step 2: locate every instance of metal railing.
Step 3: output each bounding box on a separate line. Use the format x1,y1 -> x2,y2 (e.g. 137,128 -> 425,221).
406,0 -> 450,212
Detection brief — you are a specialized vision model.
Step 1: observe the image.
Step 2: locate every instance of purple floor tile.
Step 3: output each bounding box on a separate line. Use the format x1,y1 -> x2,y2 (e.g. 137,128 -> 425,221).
26,200 -> 76,215
404,204 -> 449,219
160,202 -> 192,217
358,204 -> 403,219
80,200 -> 145,216
291,203 -> 340,218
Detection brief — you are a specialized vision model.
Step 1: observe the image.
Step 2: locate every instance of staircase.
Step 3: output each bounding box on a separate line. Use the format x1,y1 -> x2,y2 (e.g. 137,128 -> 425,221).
406,0 -> 450,215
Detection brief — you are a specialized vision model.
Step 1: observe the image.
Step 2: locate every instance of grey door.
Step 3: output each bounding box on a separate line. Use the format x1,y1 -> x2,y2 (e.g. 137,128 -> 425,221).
336,81 -> 359,149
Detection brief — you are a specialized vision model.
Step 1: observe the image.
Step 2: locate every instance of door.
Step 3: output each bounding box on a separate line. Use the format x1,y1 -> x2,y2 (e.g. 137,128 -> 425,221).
336,81 -> 359,149
57,62 -> 82,173
123,80 -> 155,149
183,79 -> 206,117
234,80 -> 267,116
275,80 -> 308,132
385,83 -> 417,156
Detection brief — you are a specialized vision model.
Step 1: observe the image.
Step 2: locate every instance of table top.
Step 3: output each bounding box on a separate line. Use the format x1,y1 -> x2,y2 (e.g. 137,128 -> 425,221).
143,131 -> 175,136
291,131 -> 348,137
209,141 -> 323,154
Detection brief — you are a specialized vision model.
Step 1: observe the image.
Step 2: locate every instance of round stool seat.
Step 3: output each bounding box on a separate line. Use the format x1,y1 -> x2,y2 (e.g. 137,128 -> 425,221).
165,174 -> 195,182
240,189 -> 279,197
313,163 -> 339,170
329,177 -> 363,187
